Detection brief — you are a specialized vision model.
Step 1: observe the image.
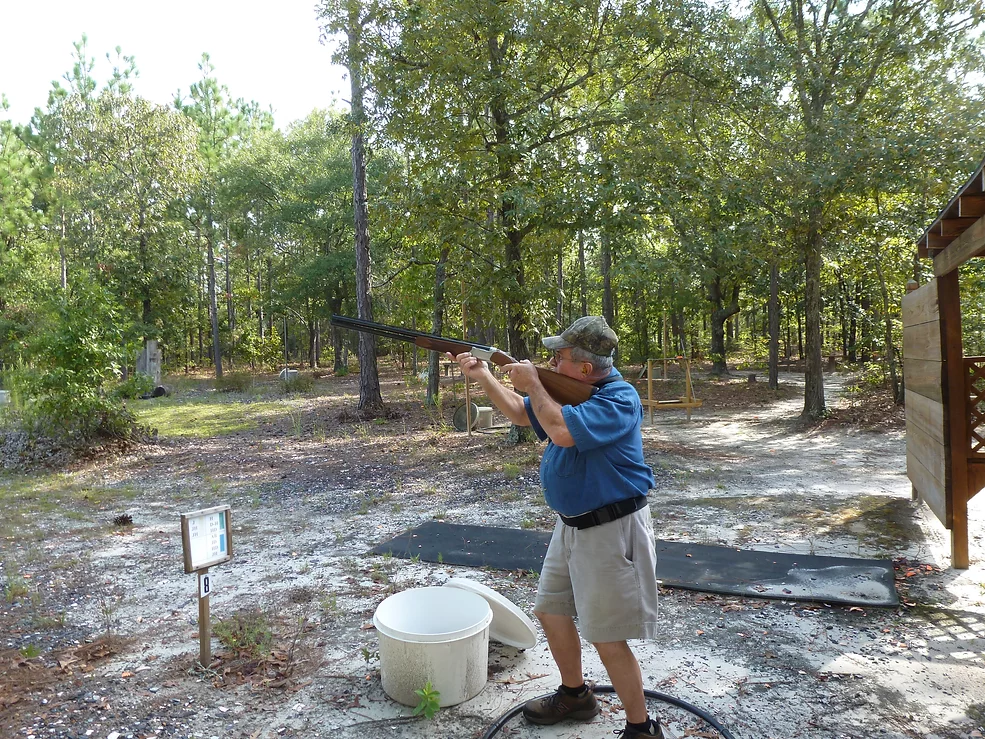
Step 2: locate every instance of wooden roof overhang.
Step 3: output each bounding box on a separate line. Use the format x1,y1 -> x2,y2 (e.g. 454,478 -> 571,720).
918,156 -> 985,275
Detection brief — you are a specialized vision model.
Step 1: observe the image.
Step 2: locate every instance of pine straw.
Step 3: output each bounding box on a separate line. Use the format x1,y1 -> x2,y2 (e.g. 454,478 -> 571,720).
826,385 -> 905,431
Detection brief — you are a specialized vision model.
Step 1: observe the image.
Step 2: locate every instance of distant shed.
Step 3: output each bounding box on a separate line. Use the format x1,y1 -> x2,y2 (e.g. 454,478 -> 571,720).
905,158 -> 985,568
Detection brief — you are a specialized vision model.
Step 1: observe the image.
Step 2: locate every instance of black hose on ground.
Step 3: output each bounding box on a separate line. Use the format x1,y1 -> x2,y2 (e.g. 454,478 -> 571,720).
479,684 -> 737,739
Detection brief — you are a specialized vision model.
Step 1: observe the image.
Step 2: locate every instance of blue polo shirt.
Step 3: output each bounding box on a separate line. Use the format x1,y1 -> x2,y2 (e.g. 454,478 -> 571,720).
523,369 -> 655,516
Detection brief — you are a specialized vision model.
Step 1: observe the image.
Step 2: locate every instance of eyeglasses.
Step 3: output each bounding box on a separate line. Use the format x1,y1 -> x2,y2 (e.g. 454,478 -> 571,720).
551,351 -> 570,365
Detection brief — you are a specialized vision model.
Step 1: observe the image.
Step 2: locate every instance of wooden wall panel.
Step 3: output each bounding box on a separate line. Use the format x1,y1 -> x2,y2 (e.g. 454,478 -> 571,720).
902,280 -> 940,326
904,358 -> 944,403
906,419 -> 948,485
905,389 -> 947,443
903,321 -> 944,361
908,449 -> 949,526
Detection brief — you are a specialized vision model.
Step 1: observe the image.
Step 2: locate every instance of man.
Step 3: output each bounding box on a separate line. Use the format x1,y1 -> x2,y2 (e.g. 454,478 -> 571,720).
448,315 -> 662,739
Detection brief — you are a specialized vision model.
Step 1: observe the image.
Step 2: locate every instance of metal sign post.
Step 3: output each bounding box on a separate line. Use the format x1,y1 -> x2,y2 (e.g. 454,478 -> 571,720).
180,506 -> 232,668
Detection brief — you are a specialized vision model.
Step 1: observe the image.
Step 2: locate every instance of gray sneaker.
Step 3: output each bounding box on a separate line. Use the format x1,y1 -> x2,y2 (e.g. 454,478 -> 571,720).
522,684 -> 601,725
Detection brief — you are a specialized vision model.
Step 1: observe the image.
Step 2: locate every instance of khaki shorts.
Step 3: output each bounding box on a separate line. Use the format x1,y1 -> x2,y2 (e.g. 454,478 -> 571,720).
534,507 -> 659,643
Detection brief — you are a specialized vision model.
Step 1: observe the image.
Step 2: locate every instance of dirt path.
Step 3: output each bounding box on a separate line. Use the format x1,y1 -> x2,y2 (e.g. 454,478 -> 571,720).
2,370 -> 985,739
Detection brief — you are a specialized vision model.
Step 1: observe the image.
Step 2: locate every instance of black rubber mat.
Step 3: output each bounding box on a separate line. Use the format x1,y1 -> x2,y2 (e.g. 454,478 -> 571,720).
370,521 -> 899,607
371,520 -> 552,572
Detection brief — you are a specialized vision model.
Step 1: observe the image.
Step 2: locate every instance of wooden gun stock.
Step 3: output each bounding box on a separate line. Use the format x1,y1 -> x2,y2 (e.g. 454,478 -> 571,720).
332,315 -> 596,407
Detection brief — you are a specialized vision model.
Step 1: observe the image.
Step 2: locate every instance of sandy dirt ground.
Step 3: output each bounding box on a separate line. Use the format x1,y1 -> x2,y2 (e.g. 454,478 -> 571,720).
2,368 -> 985,739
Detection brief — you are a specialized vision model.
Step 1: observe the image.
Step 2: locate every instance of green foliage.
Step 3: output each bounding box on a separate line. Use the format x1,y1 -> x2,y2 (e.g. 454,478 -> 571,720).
5,23 -> 985,423
110,373 -> 155,400
235,331 -> 284,372
10,280 -> 138,444
413,681 -> 440,720
213,609 -> 274,659
19,643 -> 41,659
848,361 -> 888,393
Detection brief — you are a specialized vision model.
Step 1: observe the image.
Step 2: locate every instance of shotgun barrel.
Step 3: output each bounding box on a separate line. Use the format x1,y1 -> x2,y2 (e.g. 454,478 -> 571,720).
330,314 -> 594,406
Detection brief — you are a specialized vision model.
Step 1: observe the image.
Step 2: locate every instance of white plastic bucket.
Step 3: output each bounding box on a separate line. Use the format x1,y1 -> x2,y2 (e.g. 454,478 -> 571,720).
373,587 -> 492,707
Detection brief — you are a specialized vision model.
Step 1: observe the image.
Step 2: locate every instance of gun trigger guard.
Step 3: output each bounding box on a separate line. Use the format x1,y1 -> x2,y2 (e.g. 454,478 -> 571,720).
469,347 -> 496,361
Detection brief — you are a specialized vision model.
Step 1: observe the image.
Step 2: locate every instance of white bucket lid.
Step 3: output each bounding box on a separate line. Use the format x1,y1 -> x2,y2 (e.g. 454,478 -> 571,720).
373,586 -> 492,643
445,578 -> 538,649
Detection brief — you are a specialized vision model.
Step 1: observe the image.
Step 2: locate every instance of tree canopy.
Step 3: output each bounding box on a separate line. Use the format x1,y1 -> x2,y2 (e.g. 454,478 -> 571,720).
2,6 -> 985,420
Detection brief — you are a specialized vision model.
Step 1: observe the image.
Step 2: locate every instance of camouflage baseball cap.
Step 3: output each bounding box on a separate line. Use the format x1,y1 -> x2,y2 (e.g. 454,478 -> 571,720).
542,316 -> 618,357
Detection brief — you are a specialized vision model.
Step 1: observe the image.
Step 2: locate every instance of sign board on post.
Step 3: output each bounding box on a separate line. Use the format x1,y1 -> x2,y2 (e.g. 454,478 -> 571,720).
180,506 -> 232,574
180,506 -> 232,668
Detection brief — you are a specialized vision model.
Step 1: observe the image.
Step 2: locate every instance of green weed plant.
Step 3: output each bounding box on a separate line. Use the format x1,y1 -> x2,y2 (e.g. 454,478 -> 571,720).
413,681 -> 440,719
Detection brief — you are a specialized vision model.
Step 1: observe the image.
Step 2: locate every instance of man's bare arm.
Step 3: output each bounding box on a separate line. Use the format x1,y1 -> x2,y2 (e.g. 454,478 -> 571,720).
447,352 -> 530,426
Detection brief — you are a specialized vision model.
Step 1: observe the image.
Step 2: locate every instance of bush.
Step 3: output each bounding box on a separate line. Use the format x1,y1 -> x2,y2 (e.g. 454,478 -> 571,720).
236,332 -> 284,372
3,280 -> 145,459
110,373 -> 156,400
215,373 -> 255,394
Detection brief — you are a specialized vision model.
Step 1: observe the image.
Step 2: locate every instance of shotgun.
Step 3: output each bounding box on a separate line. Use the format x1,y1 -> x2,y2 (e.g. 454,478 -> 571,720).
331,314 -> 595,407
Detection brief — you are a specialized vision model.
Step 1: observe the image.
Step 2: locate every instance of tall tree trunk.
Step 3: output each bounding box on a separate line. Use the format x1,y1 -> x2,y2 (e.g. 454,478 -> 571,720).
601,229 -> 614,327
411,314 -> 418,374
556,243 -> 563,327
347,7 -> 383,411
708,277 -> 739,377
197,238 -> 204,366
59,207 -> 68,291
846,282 -> 859,364
265,257 -> 273,338
308,306 -> 317,368
873,194 -> 903,404
225,230 -> 234,368
874,252 -> 902,404
138,207 -> 151,380
859,283 -> 871,363
795,286 -> 803,360
837,271 -> 849,361
802,211 -> 825,419
486,26 -> 534,443
769,261 -> 780,390
427,245 -> 451,406
578,230 -> 588,317
206,226 -> 223,379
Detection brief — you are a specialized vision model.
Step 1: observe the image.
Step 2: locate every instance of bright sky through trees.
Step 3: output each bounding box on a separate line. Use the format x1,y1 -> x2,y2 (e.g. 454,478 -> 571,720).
0,0 -> 347,128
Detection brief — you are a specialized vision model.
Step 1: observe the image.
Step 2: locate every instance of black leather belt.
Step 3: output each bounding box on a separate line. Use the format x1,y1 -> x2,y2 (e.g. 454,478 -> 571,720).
559,495 -> 648,530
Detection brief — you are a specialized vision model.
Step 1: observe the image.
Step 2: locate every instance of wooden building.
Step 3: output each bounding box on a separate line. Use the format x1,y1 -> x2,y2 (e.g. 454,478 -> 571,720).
905,158 -> 985,568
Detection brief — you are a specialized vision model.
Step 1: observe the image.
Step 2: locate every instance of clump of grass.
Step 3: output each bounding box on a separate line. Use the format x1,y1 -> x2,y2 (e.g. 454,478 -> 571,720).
5,576 -> 30,603
282,374 -> 314,394
213,609 -> 274,660
287,406 -> 304,437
